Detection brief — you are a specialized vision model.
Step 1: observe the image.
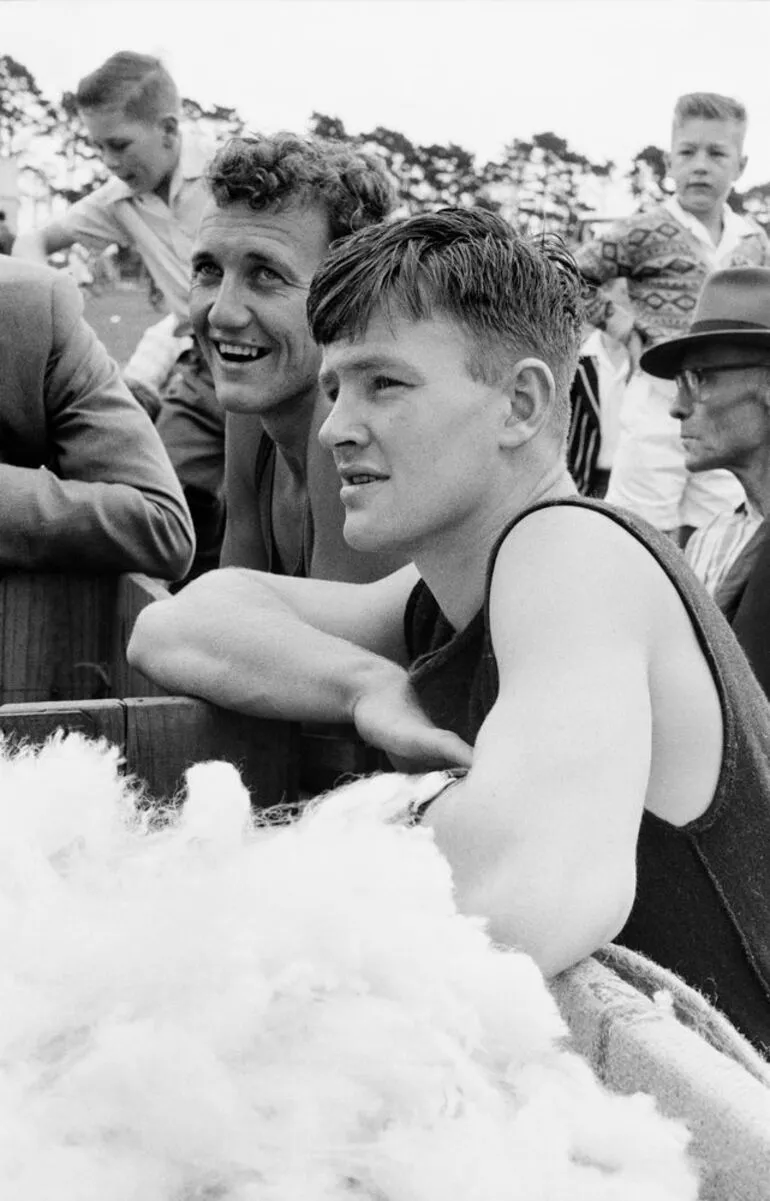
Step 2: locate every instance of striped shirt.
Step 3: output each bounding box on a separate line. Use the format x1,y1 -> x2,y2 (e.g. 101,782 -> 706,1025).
686,502 -> 764,596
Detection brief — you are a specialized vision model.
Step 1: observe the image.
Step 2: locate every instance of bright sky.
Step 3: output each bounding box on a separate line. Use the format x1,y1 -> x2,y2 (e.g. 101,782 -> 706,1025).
5,0 -> 770,189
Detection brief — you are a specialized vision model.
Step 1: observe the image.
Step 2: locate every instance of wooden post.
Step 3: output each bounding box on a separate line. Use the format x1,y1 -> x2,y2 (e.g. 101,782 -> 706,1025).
124,697 -> 298,806
0,572 -> 117,703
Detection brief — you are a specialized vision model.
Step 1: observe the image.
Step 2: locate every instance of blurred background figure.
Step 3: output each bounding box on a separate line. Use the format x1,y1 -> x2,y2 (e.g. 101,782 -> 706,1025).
0,208 -> 14,254
12,51 -> 224,580
576,93 -> 770,544
568,278 -> 632,497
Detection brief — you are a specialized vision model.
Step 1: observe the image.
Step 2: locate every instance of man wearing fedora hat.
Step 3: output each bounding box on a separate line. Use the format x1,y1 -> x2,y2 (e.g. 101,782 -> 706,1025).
642,266 -> 770,695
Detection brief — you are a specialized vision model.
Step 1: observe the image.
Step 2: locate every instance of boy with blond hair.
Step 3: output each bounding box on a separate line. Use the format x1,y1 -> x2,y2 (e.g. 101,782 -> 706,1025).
13,51 -> 224,576
576,92 -> 770,540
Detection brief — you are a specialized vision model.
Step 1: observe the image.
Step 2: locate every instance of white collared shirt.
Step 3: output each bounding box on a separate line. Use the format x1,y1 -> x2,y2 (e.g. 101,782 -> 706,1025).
663,195 -> 755,269
59,126 -> 216,322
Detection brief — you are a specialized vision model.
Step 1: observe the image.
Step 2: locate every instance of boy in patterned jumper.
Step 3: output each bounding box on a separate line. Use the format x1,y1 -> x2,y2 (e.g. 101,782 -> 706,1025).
575,92 -> 770,540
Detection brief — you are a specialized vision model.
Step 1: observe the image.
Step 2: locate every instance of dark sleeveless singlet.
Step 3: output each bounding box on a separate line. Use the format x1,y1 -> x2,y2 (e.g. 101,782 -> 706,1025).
254,433 -> 314,578
405,496 -> 770,1054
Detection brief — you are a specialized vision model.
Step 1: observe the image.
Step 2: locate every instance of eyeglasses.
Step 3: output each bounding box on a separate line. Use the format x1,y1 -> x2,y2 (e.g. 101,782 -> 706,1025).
675,363 -> 770,400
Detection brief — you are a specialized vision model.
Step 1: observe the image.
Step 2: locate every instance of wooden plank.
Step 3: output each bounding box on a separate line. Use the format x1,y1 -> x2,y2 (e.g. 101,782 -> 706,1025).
0,699 -> 126,752
124,697 -> 297,807
0,573 -> 118,704
109,573 -> 171,699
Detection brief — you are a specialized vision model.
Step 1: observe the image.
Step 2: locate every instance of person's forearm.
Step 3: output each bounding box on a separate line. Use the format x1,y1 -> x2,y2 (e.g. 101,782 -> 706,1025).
0,466 -> 194,576
11,231 -> 49,262
127,569 -> 404,721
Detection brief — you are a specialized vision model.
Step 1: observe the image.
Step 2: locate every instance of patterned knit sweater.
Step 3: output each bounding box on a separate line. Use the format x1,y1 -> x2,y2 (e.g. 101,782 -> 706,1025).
574,203 -> 770,346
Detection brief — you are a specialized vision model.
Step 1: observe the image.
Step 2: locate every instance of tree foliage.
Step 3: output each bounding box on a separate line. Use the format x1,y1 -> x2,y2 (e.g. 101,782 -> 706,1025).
482,131 -> 613,240
0,55 -> 58,156
181,96 -> 245,144
309,112 -> 493,212
627,144 -> 670,210
309,112 -> 614,239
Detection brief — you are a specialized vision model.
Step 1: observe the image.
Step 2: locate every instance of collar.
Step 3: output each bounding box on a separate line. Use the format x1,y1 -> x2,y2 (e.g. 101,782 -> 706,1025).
581,327 -> 629,370
664,195 -> 752,254
108,125 -> 215,203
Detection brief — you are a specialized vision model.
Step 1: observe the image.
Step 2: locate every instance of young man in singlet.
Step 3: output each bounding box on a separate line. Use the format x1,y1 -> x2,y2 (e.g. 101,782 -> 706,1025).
130,209 -> 770,1055
192,132 -> 403,581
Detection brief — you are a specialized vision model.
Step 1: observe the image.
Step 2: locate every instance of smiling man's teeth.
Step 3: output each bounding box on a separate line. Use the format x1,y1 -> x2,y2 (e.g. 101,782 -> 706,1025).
216,341 -> 266,361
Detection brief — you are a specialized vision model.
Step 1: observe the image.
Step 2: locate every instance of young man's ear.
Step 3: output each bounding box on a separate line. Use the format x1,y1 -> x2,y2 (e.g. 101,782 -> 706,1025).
160,114 -> 180,145
498,358 -> 555,449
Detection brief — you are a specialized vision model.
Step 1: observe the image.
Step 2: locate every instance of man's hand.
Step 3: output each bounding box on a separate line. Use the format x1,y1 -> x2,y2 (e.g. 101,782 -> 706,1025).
351,671 -> 473,772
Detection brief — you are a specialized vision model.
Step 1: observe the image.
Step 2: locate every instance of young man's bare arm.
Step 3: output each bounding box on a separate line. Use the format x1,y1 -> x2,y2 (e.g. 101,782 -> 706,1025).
424,508 -> 655,977
12,222 -> 76,263
127,565 -> 472,768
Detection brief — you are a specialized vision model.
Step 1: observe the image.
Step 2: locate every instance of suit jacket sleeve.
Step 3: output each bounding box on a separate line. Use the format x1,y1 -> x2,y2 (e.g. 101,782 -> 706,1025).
0,271 -> 195,577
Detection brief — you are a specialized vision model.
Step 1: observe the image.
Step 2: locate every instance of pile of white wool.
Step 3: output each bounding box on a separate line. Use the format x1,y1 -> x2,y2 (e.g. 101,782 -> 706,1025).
0,732 -> 698,1200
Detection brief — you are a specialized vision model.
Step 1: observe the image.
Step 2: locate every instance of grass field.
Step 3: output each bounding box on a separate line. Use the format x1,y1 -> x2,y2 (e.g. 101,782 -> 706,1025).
81,284 -> 163,367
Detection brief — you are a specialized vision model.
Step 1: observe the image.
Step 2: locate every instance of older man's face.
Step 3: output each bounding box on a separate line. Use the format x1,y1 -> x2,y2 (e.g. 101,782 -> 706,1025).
190,198 -> 330,415
670,344 -> 770,474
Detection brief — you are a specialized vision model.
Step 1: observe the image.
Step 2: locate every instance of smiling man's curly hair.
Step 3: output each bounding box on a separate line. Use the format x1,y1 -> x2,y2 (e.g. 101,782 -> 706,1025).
207,133 -> 397,244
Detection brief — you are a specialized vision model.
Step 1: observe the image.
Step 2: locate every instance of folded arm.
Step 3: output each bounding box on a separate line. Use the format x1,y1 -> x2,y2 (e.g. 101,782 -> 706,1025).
424,508 -> 653,976
128,564 -> 471,768
0,274 -> 194,577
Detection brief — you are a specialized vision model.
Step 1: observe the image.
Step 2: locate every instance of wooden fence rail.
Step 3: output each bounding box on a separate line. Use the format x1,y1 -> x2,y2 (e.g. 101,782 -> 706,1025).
0,570 -> 381,802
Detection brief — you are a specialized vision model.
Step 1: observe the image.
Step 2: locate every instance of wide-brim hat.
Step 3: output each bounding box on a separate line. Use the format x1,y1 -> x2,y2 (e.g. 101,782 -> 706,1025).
640,267 -> 770,379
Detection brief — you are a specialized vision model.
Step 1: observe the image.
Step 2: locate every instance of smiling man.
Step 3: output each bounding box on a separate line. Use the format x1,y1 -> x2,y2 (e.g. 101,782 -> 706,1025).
194,133 -> 404,580
641,266 -> 770,697
575,92 -> 770,542
130,209 -> 770,1054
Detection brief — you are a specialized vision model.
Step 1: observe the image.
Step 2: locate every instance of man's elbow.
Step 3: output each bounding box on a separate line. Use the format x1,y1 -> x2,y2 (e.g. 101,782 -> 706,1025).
127,600 -> 175,681
131,504 -> 196,582
127,572 -> 230,692
127,601 -> 202,697
474,862 -> 636,980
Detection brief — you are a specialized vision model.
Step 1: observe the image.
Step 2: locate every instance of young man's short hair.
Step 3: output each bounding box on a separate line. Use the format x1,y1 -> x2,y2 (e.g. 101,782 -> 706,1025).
307,207 -> 584,435
207,133 -> 397,246
673,92 -> 747,142
75,52 -> 179,122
